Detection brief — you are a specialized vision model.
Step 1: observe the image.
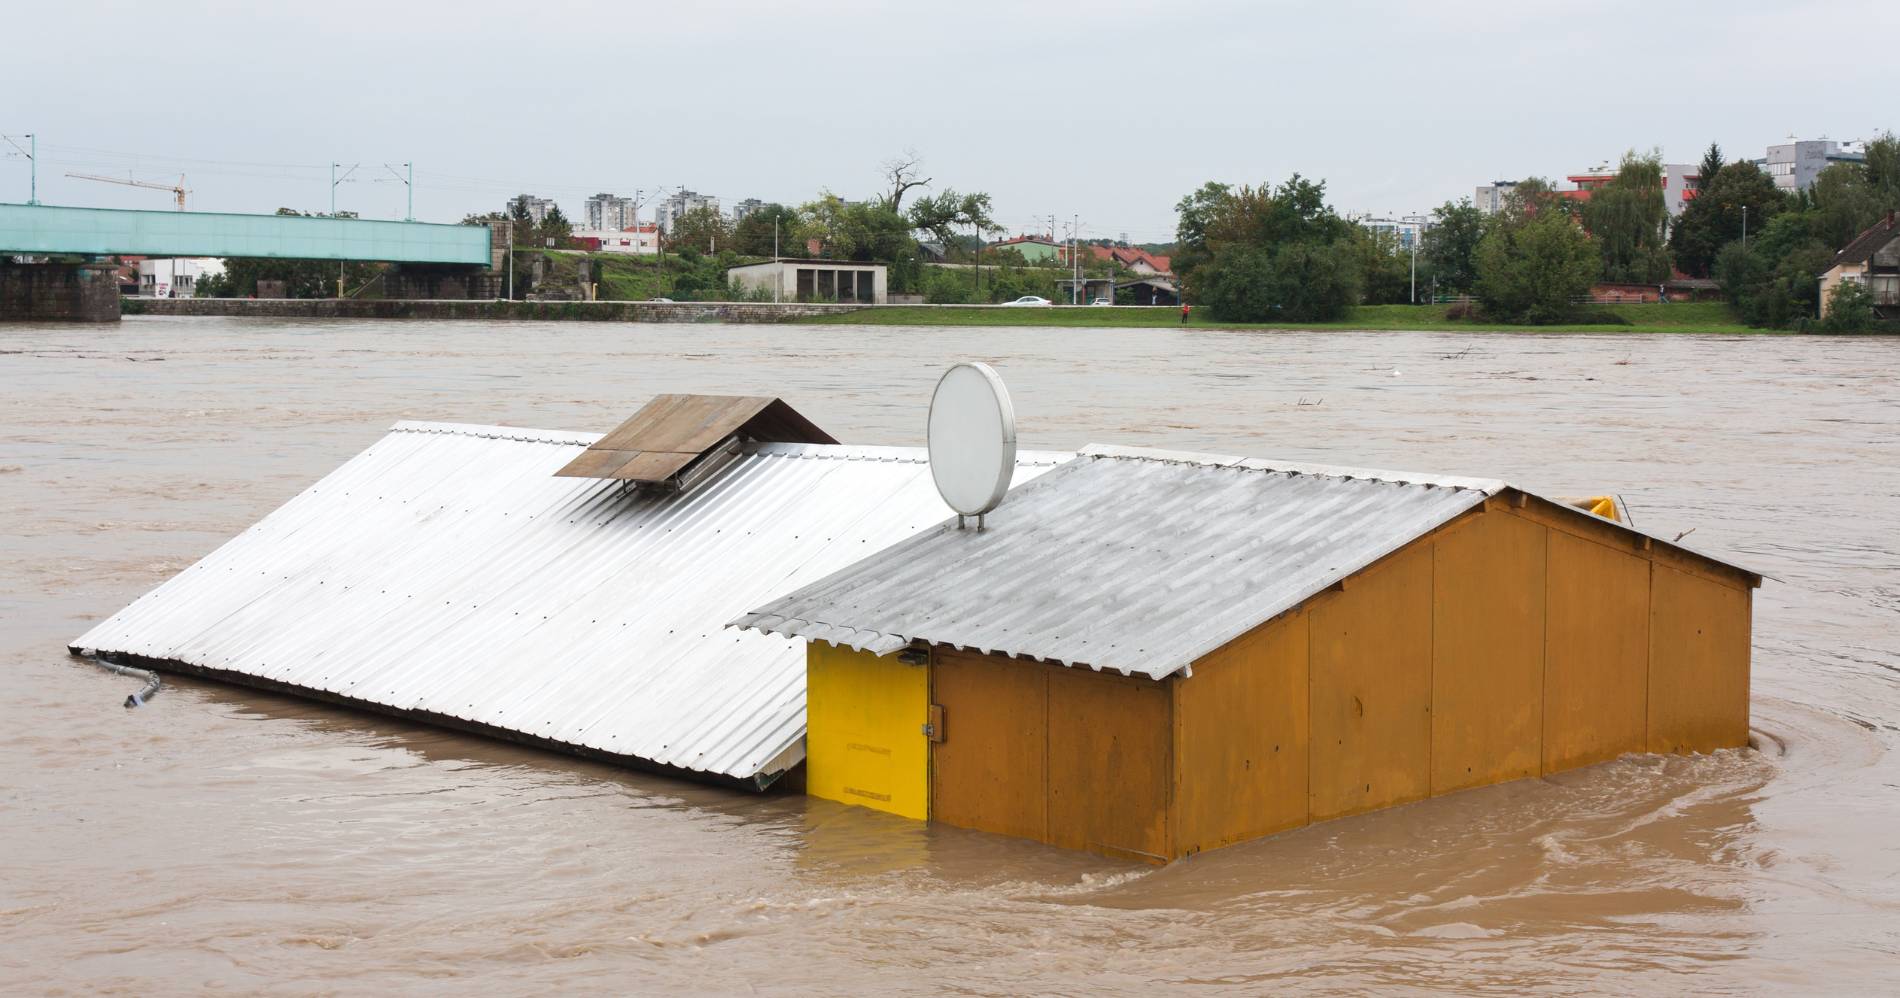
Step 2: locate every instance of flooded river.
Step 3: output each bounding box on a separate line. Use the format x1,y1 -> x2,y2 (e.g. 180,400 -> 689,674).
3,317 -> 1897,993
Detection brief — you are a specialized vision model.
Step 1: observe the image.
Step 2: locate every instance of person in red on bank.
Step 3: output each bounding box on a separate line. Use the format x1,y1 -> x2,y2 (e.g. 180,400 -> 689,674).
1181,302 -> 1191,324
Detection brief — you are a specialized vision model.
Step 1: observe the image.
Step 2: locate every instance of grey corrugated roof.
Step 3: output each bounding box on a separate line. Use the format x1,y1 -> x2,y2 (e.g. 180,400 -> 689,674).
735,446 -> 1505,680
71,421 -> 1067,785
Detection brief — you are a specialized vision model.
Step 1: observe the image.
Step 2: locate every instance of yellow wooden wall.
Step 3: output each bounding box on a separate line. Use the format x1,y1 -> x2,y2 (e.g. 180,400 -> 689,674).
1430,510 -> 1547,795
1172,609 -> 1310,855
1167,499 -> 1753,861
804,497 -> 1753,864
1307,544 -> 1435,822
804,641 -> 929,820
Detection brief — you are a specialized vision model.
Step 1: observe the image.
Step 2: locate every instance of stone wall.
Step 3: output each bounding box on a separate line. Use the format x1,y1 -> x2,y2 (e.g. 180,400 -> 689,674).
126,298 -> 867,323
0,262 -> 121,322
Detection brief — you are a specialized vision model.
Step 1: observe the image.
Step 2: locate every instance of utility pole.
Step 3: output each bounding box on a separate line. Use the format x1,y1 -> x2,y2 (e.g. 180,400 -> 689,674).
1741,204 -> 1748,249
3,133 -> 37,204
772,217 -> 780,303
330,162 -> 359,298
382,162 -> 413,221
1071,214 -> 1080,305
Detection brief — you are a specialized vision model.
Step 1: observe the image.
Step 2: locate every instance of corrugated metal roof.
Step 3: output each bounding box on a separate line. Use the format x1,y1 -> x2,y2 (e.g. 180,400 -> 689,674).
70,421 -> 1067,785
735,446 -> 1506,680
737,444 -> 1760,680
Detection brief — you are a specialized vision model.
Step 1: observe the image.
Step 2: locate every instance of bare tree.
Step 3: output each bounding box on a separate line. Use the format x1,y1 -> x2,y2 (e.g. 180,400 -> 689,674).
881,149 -> 933,213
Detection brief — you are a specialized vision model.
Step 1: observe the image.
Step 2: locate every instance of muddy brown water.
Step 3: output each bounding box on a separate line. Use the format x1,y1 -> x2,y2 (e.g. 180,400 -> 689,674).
2,316 -> 1897,994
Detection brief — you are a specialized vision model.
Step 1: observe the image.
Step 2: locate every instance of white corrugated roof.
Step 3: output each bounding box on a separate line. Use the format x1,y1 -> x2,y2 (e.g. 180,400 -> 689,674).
70,421 -> 1067,785
736,446 -> 1503,679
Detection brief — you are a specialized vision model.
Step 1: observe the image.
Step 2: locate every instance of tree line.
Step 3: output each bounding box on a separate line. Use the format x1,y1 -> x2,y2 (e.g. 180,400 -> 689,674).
1176,131 -> 1899,329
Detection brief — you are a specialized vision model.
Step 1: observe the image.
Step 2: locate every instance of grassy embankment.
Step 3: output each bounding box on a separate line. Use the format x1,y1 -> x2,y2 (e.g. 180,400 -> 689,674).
808,301 -> 1763,334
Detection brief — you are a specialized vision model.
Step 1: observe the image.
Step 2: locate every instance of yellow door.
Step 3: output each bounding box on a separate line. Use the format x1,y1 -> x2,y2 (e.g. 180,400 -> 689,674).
805,643 -> 930,820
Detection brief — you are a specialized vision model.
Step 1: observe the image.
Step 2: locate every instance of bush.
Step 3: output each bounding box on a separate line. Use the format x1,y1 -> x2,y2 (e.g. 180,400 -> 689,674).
1474,210 -> 1599,323
1200,241 -> 1359,322
1819,280 -> 1879,333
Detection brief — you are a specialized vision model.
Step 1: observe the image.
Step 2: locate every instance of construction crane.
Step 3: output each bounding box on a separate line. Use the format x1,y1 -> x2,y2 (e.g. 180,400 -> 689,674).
65,171 -> 190,210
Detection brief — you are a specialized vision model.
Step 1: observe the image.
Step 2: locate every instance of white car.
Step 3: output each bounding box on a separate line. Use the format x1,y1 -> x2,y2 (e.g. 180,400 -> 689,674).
1089,297 -> 1113,307
1001,295 -> 1053,307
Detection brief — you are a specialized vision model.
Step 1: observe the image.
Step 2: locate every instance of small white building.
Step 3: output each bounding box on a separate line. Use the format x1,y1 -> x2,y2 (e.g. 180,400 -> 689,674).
573,226 -> 659,255
727,259 -> 888,303
137,257 -> 224,298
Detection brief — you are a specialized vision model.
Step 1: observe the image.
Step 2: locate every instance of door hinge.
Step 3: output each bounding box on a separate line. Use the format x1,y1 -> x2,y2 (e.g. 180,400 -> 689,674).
923,703 -> 945,743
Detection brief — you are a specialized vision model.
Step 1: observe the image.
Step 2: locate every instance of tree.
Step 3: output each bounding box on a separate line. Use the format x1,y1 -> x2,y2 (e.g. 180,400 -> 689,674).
1808,162 -> 1885,248
1174,174 -> 1361,320
1422,198 -> 1488,293
796,193 -> 913,262
1668,161 -> 1786,277
540,205 -> 572,245
1474,208 -> 1599,323
1864,130 -> 1900,209
665,204 -> 732,254
1697,142 -> 1724,193
1348,225 -> 1412,305
1715,211 -> 1832,328
880,149 -> 931,213
729,203 -> 799,257
1583,150 -> 1671,283
906,189 -> 997,247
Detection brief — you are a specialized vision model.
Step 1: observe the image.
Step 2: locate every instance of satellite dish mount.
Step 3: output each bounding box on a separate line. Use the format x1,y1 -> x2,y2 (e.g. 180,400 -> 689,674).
927,362 -> 1018,531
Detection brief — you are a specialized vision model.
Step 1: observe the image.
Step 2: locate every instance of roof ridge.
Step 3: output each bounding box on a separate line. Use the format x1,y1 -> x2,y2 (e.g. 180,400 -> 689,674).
389,420 -> 601,446
1076,443 -> 1506,492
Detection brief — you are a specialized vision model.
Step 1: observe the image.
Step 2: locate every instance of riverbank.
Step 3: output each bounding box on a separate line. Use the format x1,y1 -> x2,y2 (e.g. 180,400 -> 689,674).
810,301 -> 1765,334
123,297 -> 860,323
120,297 -> 1767,334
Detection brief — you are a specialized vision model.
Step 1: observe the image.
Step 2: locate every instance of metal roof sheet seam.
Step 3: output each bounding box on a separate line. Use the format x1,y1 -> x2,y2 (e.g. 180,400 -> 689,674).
72,421 -> 1070,784
734,444 -> 1757,680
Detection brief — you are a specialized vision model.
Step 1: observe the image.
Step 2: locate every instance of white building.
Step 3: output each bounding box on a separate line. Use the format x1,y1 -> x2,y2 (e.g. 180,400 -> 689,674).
1347,212 -> 1427,250
727,259 -> 887,303
137,257 -> 224,298
584,193 -> 636,231
1474,181 -> 1518,214
654,190 -> 720,233
732,198 -> 770,222
1754,138 -> 1867,193
573,226 -> 659,255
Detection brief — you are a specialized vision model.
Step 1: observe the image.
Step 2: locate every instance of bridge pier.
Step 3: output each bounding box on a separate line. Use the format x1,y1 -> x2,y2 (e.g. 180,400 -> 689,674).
383,264 -> 503,301
0,260 -> 120,322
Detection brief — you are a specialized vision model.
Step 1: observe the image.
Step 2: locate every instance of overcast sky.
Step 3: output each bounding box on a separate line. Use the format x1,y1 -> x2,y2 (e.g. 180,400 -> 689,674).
5,0 -> 1895,243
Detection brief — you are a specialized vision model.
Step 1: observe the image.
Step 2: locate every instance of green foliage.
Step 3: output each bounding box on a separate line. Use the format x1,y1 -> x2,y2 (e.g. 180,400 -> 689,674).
1348,226 -> 1413,305
1714,214 -> 1832,328
728,204 -> 798,256
540,205 -> 571,244
1584,150 -> 1671,283
797,192 -> 914,262
1668,161 -> 1786,278
1807,163 -> 1887,248
1474,209 -> 1599,323
665,205 -> 732,255
906,190 -> 997,247
1865,130 -> 1900,207
1422,198 -> 1488,293
1697,142 -> 1724,193
1819,280 -> 1878,332
1172,174 -> 1360,320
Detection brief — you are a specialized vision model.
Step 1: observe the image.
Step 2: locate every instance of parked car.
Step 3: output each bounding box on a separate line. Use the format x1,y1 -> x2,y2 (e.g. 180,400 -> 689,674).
1089,297 -> 1113,306
1001,295 -> 1053,307
647,297 -> 675,303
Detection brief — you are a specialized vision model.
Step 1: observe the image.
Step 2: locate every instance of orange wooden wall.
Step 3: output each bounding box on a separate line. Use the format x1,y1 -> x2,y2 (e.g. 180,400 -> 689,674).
923,498 -> 1754,864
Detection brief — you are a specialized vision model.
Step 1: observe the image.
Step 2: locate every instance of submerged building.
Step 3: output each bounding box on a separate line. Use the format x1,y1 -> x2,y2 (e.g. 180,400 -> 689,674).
69,395 -> 1066,787
739,445 -> 1760,863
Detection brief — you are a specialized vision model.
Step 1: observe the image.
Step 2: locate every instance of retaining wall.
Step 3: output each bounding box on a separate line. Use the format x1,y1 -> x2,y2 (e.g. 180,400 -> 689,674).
125,298 -> 867,323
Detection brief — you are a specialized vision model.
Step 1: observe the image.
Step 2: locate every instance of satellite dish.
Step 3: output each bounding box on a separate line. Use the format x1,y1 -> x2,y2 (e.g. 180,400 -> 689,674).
927,362 -> 1017,528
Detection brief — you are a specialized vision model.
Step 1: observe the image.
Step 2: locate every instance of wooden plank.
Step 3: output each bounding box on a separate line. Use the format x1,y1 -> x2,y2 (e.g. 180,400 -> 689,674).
1510,494 -> 1757,591
1430,511 -> 1547,794
1174,611 -> 1309,856
1047,667 -> 1173,863
929,649 -> 1047,842
1308,543 -> 1434,822
1544,529 -> 1651,771
804,642 -> 929,820
1648,565 -> 1752,754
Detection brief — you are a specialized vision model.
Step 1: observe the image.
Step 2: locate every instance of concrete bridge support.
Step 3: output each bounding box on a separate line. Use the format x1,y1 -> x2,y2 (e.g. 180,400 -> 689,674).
0,261 -> 120,322
383,264 -> 504,301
